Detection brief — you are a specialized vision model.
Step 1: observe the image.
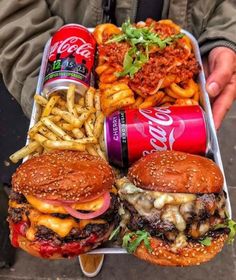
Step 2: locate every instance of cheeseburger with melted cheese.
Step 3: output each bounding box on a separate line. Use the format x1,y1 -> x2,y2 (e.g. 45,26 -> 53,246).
8,150 -> 119,259
116,151 -> 230,266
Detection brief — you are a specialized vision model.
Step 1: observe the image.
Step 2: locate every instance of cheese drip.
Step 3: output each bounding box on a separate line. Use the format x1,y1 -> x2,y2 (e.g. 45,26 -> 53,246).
26,209 -> 106,241
116,177 -> 197,249
117,177 -> 196,213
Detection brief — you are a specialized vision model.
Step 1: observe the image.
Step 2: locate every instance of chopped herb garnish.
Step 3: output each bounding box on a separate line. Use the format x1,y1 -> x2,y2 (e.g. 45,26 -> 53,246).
122,230 -> 152,253
106,19 -> 184,78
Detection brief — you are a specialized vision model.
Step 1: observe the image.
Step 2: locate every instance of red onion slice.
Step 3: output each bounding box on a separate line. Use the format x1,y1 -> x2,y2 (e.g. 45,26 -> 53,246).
63,192 -> 111,220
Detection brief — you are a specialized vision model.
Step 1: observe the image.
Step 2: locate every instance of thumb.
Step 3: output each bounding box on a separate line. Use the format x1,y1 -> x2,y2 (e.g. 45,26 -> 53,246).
206,49 -> 235,98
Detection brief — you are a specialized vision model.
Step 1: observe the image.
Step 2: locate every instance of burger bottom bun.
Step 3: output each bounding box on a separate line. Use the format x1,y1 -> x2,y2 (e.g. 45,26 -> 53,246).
9,223 -> 114,259
134,233 -> 228,266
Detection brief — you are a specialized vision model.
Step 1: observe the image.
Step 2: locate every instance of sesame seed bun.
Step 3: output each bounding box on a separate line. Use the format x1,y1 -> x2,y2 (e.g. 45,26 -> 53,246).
128,151 -> 223,193
12,151 -> 115,202
134,233 -> 228,266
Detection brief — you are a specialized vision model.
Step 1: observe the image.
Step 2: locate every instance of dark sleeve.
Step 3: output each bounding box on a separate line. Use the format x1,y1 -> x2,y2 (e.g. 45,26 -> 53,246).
195,1 -> 236,55
0,0 -> 64,118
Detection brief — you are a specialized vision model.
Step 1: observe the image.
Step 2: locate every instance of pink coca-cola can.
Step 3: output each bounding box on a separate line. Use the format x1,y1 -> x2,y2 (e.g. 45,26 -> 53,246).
43,24 -> 96,97
104,105 -> 208,167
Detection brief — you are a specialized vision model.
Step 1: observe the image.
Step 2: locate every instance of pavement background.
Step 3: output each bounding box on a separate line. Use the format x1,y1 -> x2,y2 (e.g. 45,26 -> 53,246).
0,77 -> 235,280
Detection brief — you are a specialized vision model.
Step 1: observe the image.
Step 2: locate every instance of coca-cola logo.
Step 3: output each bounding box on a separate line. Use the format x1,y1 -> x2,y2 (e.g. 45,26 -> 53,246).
139,107 -> 176,155
49,36 -> 93,61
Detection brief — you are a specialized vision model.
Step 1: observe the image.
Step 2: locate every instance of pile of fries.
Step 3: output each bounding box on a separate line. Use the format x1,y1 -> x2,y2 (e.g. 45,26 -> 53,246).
10,85 -> 106,163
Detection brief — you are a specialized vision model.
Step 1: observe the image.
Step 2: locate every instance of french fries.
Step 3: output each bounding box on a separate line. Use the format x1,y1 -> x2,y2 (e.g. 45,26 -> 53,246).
9,141 -> 40,163
10,84 -> 108,163
66,84 -> 78,117
42,95 -> 60,117
100,82 -> 135,115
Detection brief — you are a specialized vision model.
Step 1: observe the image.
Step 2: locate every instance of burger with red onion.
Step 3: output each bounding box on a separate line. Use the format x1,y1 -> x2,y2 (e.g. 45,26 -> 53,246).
115,151 -> 236,266
8,150 -> 119,259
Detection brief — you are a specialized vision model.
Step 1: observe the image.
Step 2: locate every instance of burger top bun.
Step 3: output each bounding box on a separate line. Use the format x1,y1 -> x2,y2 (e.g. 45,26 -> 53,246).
128,151 -> 223,193
12,150 -> 114,202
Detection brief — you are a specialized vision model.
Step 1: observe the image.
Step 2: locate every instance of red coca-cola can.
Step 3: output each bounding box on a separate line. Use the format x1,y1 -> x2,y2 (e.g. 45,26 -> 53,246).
43,24 -> 96,97
104,105 -> 208,167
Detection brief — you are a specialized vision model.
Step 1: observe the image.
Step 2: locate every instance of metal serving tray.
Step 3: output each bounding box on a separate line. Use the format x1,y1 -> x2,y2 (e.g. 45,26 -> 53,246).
25,29 -> 232,254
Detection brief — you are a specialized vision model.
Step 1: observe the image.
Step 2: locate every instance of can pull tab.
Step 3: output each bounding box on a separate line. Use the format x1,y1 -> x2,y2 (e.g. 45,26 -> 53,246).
102,0 -> 116,24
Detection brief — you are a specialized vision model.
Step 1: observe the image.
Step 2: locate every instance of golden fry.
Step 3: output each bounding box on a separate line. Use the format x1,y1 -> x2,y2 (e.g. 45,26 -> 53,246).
33,133 -> 48,146
131,96 -> 144,109
35,145 -> 44,154
34,95 -> 48,106
93,23 -> 121,45
42,95 -> 60,117
51,107 -> 82,127
105,89 -> 133,107
99,132 -> 106,152
95,144 -> 107,161
85,120 -> 94,137
75,105 -> 89,114
72,128 -> 85,139
67,84 -> 78,117
99,67 -> 118,84
139,91 -> 165,109
159,95 -> 176,105
78,97 -> 85,106
57,97 -> 67,109
38,126 -> 60,141
95,63 -> 110,75
48,115 -> 62,122
165,87 -> 180,99
102,96 -> 135,115
44,140 -> 86,151
94,90 -> 101,113
57,122 -> 75,131
86,144 -> 98,156
75,137 -> 97,144
41,117 -> 73,141
74,109 -> 94,129
175,98 -> 199,106
85,87 -> 95,109
87,113 -> 96,129
28,120 -> 43,138
193,88 -> 200,102
9,141 -> 40,163
103,83 -> 129,97
169,79 -> 197,98
93,112 -> 104,139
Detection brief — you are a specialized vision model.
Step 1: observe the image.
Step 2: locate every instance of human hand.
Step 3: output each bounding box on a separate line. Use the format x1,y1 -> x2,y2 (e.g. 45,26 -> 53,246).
203,47 -> 236,129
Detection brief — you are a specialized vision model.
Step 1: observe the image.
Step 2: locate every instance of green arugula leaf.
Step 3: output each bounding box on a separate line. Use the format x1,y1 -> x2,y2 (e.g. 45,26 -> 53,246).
228,220 -> 236,244
122,232 -> 134,250
199,237 -> 212,246
105,19 -> 184,78
122,230 -> 152,253
214,218 -> 236,244
109,225 -> 121,241
105,33 -> 126,44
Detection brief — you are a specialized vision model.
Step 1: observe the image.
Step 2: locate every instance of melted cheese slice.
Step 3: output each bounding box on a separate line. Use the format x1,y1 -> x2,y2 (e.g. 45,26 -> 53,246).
26,209 -> 106,240
26,195 -> 105,214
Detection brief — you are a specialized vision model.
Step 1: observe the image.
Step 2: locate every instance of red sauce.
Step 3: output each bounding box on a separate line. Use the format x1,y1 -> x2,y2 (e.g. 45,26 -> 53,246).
98,18 -> 200,96
98,42 -> 130,66
39,233 -> 98,258
11,222 -> 28,247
